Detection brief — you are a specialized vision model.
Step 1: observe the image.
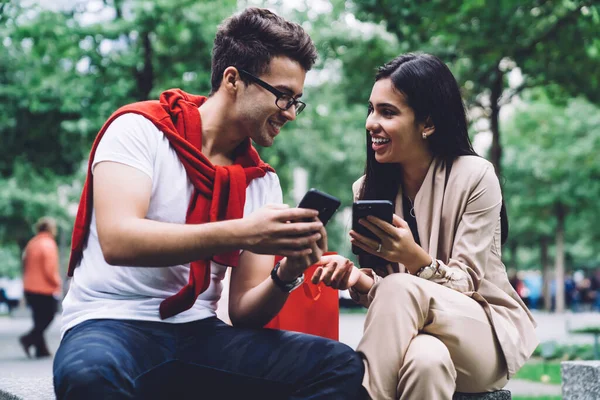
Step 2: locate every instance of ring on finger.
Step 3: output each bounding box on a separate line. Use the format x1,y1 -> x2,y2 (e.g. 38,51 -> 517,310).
376,242 -> 382,253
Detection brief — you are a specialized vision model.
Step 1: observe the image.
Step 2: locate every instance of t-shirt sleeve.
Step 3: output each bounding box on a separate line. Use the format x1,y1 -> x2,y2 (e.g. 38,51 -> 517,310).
242,171 -> 284,219
265,172 -> 283,205
92,113 -> 161,179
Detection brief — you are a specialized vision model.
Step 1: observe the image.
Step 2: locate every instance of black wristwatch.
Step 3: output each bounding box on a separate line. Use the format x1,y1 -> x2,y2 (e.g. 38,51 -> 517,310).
271,261 -> 304,293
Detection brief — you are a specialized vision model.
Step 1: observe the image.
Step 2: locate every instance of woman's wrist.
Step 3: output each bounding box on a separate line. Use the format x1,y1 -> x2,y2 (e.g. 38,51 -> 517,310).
352,269 -> 375,294
405,246 -> 433,275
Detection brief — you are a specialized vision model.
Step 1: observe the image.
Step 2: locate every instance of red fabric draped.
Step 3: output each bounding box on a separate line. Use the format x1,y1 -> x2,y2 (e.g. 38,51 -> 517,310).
68,89 -> 274,319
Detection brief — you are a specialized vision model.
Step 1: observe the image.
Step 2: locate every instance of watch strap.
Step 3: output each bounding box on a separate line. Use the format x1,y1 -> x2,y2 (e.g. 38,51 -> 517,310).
271,261 -> 304,293
415,258 -> 438,279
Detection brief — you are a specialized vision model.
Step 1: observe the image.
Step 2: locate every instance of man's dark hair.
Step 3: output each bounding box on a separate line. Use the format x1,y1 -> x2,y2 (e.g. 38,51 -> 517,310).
210,7 -> 317,94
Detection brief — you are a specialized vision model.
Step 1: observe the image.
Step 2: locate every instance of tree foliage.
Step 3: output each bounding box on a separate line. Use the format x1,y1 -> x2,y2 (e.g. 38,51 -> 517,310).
503,92 -> 600,267
348,0 -> 600,173
0,0 -> 598,282
0,0 -> 236,276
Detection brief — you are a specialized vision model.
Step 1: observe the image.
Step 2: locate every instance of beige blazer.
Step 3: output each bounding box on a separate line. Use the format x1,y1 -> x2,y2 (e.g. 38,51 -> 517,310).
352,155 -> 538,378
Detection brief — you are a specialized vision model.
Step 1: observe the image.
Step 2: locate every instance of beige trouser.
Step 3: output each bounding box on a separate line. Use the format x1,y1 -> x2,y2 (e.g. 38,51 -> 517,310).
357,273 -> 508,400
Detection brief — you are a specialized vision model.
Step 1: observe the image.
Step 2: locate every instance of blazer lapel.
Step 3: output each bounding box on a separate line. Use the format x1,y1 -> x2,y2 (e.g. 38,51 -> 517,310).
414,159 -> 446,255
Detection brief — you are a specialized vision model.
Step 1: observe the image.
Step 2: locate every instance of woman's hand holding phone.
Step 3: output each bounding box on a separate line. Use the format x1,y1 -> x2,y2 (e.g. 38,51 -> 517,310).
349,214 -> 430,273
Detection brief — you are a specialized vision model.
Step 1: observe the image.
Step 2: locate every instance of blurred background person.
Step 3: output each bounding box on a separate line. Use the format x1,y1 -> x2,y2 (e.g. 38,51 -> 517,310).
19,217 -> 62,358
516,271 -> 531,308
589,269 -> 600,311
564,272 -> 578,312
523,271 -> 542,311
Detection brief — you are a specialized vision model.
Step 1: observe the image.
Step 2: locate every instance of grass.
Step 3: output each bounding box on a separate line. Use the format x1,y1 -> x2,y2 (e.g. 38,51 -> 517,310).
513,361 -> 561,385
339,306 -> 367,314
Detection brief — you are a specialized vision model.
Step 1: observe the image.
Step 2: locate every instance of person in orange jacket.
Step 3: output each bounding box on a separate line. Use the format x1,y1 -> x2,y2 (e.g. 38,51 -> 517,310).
19,217 -> 62,358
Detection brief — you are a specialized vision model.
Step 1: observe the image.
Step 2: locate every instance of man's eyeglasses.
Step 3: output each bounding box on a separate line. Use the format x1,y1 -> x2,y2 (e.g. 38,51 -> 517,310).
239,69 -> 306,115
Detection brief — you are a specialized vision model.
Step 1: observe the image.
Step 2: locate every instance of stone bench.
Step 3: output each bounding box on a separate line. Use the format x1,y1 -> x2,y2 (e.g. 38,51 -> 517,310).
453,390 -> 511,399
0,376 -> 511,400
562,360 -> 600,399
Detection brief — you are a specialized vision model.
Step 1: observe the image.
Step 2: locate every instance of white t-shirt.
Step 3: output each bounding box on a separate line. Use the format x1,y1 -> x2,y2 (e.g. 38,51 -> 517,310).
61,113 -> 282,337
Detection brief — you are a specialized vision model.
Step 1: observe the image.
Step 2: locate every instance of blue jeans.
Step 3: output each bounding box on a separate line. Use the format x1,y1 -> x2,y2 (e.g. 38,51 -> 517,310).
53,317 -> 365,399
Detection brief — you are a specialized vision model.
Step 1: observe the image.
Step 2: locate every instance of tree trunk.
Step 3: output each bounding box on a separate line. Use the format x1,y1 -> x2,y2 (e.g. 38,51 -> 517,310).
540,236 -> 552,311
135,31 -> 154,101
554,203 -> 566,313
490,64 -> 504,176
509,240 -> 517,268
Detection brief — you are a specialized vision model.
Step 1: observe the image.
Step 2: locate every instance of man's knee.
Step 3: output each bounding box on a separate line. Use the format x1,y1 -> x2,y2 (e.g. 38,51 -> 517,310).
304,339 -> 364,399
54,367 -> 110,399
337,343 -> 364,378
321,340 -> 364,380
54,345 -> 129,399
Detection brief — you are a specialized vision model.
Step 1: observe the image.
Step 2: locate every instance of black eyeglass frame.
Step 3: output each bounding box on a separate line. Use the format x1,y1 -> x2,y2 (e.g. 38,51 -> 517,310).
239,69 -> 306,115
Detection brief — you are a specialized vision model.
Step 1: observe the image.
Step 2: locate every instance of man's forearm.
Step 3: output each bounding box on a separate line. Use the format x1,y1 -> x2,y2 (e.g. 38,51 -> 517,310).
99,217 -> 249,267
229,258 -> 296,328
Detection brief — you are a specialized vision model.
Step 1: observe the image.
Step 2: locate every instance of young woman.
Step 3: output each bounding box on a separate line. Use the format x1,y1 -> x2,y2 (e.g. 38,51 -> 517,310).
312,53 -> 538,399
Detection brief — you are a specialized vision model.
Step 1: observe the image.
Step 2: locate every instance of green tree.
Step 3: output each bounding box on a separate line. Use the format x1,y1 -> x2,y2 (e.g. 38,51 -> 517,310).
0,3 -> 90,178
1,0 -> 236,177
349,0 -> 600,175
0,0 -> 236,277
502,93 -> 600,312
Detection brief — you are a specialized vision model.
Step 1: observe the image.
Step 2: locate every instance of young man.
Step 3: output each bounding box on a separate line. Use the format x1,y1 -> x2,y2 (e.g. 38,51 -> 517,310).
53,7 -> 364,400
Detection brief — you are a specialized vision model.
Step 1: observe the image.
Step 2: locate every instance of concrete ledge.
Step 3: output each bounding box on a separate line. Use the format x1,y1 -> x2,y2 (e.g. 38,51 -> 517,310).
0,378 -> 54,400
453,390 -> 511,400
0,376 -> 512,400
562,360 -> 600,400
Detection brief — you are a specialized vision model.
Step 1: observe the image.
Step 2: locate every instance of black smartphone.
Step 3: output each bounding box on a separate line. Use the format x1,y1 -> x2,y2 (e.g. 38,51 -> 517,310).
352,200 -> 394,259
298,189 -> 341,226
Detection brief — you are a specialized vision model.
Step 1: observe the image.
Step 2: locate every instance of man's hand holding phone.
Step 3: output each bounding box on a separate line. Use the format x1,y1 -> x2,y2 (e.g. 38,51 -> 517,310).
278,221 -> 328,281
242,204 -> 323,258
278,189 -> 340,280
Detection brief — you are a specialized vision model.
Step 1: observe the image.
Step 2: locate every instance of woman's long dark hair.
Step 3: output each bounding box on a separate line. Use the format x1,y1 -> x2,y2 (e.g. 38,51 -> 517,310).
359,53 -> 509,244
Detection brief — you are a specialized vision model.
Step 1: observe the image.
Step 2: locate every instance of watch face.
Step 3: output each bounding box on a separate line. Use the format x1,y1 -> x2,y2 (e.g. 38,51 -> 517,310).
419,267 -> 435,280
287,276 -> 305,292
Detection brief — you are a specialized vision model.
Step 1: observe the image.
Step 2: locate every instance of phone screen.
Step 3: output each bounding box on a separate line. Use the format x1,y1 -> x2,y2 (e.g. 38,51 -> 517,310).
298,189 -> 341,226
352,200 -> 393,266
